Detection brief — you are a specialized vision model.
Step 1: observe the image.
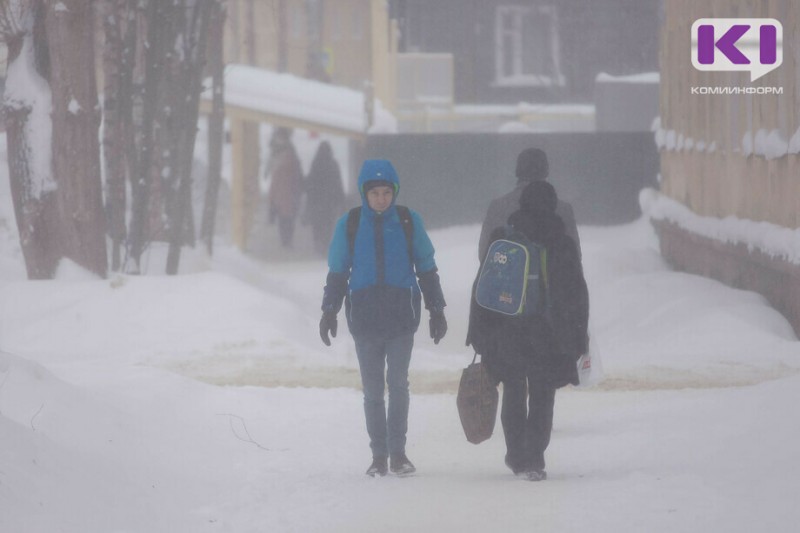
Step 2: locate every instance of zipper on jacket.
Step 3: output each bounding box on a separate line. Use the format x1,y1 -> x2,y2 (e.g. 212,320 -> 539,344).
374,213 -> 385,285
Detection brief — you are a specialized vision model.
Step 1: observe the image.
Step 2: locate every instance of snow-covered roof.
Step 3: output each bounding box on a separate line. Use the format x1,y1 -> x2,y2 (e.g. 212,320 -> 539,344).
596,72 -> 660,84
201,64 -> 397,138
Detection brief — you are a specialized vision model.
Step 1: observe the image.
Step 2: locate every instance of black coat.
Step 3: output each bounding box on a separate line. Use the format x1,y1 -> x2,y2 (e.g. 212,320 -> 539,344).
304,142 -> 344,233
467,195 -> 589,389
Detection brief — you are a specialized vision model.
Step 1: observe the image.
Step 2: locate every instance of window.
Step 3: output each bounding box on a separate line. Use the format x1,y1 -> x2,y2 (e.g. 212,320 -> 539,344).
495,5 -> 565,87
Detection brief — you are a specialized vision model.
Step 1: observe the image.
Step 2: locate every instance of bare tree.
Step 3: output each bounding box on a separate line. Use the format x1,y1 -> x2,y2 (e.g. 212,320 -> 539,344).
126,0 -> 165,273
200,0 -> 226,255
44,0 -> 107,278
1,0 -> 59,278
1,0 -> 108,278
163,0 -> 214,275
3,0 -> 225,278
102,0 -> 141,271
124,0 -> 216,275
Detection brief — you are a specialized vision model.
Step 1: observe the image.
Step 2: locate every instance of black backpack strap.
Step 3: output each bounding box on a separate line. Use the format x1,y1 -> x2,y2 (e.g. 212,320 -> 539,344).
396,205 -> 415,265
347,205 -> 415,265
346,206 -> 361,258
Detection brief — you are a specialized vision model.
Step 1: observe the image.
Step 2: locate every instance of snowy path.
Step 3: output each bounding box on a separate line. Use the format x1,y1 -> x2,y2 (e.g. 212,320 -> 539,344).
2,219 -> 800,532
3,352 -> 799,532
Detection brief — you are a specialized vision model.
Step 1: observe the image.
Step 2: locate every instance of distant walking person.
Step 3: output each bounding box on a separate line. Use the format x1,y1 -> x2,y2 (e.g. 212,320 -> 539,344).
478,147 -> 581,261
304,141 -> 345,255
267,128 -> 304,248
319,159 -> 448,477
468,180 -> 589,481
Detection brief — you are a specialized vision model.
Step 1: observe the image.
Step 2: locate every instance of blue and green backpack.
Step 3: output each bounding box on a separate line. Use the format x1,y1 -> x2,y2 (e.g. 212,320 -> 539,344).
475,227 -> 549,317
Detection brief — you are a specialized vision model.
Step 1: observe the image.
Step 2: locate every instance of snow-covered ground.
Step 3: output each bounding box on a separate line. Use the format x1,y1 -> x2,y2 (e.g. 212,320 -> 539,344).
1,173 -> 800,531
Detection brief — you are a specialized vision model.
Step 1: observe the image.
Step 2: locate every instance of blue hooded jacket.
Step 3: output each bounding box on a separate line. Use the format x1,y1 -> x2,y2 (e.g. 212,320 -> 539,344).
322,160 -> 445,339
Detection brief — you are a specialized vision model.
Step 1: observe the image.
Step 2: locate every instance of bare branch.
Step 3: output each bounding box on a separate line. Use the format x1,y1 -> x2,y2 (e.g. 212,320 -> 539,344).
30,402 -> 43,431
0,0 -> 31,42
216,413 -> 270,451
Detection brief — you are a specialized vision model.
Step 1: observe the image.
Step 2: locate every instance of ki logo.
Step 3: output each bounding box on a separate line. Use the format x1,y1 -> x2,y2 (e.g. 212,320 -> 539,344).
691,18 -> 783,81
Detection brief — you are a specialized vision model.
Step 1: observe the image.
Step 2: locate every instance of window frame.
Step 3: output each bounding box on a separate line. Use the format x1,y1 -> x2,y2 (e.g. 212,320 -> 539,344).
493,4 -> 565,88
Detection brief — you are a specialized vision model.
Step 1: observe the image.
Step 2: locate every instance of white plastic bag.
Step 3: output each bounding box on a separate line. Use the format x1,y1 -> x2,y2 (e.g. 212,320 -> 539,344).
576,335 -> 604,388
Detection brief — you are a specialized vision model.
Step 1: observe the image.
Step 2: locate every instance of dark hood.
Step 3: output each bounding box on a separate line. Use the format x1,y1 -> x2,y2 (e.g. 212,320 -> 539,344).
508,181 -> 565,245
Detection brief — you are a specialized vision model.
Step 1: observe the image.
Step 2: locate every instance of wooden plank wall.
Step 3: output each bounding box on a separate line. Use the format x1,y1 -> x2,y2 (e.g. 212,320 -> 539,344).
654,219 -> 800,336
660,0 -> 799,229
223,0 -> 375,92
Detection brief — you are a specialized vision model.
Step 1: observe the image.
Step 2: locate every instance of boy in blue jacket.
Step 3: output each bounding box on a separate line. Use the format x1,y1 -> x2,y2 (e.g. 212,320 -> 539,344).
319,159 -> 447,477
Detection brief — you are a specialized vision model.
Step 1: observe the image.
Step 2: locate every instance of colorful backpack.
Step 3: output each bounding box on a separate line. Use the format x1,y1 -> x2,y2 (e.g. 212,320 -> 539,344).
475,227 -> 549,317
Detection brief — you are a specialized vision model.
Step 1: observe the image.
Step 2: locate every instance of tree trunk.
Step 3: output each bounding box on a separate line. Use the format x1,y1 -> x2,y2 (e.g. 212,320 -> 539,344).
102,1 -> 124,271
1,1 -> 61,279
44,0 -> 107,278
200,0 -> 226,255
127,0 -> 166,273
164,0 -> 214,275
101,0 -> 139,272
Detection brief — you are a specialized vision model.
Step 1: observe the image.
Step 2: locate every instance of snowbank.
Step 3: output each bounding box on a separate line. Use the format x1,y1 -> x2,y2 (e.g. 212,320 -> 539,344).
652,117 -> 800,159
642,188 -> 800,265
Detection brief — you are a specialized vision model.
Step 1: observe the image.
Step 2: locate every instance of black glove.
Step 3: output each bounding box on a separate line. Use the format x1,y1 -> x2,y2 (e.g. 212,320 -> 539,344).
429,310 -> 447,344
319,311 -> 337,346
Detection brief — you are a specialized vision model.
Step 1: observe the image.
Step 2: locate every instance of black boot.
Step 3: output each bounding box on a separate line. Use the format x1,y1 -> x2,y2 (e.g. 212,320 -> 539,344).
525,469 -> 547,482
365,456 -> 388,477
504,455 -> 527,476
390,453 -> 416,476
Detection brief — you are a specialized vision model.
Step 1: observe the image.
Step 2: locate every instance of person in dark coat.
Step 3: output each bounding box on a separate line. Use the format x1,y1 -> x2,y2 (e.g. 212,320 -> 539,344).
478,147 -> 581,262
304,141 -> 345,255
467,180 -> 589,481
267,128 -> 304,248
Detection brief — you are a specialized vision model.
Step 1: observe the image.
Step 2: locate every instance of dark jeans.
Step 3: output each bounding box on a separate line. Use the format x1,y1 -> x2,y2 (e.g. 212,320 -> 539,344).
501,371 -> 556,473
354,333 -> 414,458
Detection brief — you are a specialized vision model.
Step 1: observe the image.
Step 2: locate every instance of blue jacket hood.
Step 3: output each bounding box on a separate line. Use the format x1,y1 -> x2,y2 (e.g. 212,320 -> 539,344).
357,159 -> 400,207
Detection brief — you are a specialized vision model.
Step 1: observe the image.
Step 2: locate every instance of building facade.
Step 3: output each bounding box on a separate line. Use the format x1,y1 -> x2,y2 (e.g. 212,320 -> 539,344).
395,0 -> 661,104
223,0 -> 393,106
